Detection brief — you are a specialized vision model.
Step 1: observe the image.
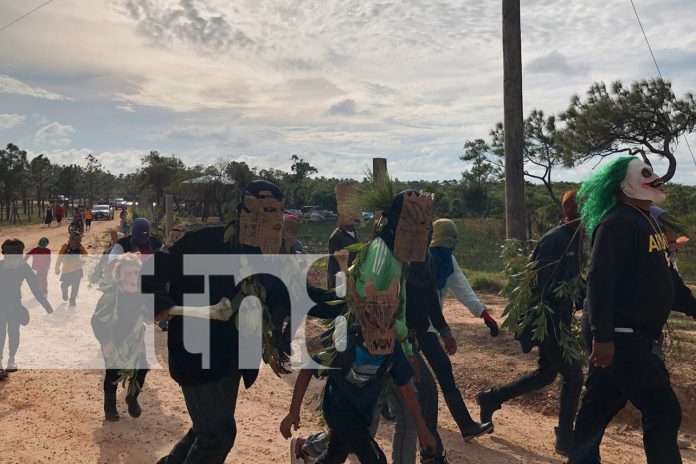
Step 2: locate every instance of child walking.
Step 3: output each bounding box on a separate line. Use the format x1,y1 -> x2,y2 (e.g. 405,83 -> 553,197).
25,237 -> 51,296
55,232 -> 87,307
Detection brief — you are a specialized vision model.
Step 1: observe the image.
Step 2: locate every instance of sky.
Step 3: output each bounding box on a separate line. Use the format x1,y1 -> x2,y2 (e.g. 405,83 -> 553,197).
1,0 -> 696,184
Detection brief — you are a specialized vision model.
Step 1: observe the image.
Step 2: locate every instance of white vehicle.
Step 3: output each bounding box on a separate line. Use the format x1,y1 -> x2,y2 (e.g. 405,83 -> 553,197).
92,204 -> 114,220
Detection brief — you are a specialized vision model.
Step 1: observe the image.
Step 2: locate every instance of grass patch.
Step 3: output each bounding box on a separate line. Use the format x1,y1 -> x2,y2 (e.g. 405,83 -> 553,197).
463,269 -> 506,293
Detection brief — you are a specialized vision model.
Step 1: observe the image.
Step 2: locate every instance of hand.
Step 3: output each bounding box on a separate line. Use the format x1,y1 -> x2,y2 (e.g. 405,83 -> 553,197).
280,411 -> 301,439
154,309 -> 172,323
481,310 -> 499,337
409,356 -> 421,384
589,341 -> 615,368
418,429 -> 437,454
442,335 -> 457,356
102,342 -> 115,359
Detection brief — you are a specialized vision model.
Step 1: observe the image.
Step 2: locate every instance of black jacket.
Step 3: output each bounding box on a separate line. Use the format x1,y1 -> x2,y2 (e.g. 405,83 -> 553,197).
145,225 -> 289,388
586,203 -> 696,342
406,256 -> 449,337
532,222 -> 584,327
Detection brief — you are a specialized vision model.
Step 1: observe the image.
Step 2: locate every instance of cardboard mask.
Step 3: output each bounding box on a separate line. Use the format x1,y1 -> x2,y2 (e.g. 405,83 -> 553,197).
239,191 -> 284,254
351,277 -> 400,355
621,159 -> 666,204
335,182 -> 362,227
282,215 -> 301,247
393,192 -> 434,262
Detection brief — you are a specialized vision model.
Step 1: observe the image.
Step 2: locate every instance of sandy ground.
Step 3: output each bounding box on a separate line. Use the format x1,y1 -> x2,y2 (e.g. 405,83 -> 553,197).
0,219 -> 694,463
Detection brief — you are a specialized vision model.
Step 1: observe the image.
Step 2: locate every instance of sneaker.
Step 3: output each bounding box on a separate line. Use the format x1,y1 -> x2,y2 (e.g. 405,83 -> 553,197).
476,389 -> 502,423
6,358 -> 17,373
69,299 -> 76,307
290,436 -> 311,464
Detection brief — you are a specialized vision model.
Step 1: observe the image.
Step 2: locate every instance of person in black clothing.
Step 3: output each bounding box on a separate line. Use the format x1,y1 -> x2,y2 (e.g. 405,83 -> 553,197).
149,180 -> 307,464
477,191 -> 584,456
327,224 -> 360,289
569,157 -> 696,464
92,253 -> 150,421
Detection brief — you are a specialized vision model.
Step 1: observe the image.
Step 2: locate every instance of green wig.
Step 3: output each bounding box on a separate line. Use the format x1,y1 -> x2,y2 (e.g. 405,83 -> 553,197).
578,156 -> 634,237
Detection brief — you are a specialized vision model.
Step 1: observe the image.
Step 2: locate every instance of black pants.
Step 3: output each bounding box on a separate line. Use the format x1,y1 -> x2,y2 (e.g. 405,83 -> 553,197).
315,427 -> 387,464
492,337 -> 583,432
159,375 -> 240,464
104,368 -> 148,394
414,351 -> 445,459
418,330 -> 476,432
569,335 -> 682,464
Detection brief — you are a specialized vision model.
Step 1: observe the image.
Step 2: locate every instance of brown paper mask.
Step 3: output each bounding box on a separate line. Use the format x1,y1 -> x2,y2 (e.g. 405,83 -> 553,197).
393,192 -> 434,262
350,276 -> 400,355
335,181 -> 362,227
282,216 -> 301,246
238,191 -> 284,254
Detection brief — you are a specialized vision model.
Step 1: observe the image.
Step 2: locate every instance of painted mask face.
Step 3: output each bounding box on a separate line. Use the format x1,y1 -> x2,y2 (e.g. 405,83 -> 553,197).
621,159 -> 666,204
335,182 -> 362,227
239,191 -> 284,254
117,262 -> 141,294
351,277 -> 400,355
393,192 -> 434,262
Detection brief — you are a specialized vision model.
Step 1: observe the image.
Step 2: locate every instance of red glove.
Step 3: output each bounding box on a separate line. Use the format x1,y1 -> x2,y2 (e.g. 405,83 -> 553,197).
481,310 -> 499,337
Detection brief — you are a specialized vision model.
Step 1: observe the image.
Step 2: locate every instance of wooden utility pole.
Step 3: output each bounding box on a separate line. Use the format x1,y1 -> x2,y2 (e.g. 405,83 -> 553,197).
502,0 -> 527,241
373,157 -> 388,180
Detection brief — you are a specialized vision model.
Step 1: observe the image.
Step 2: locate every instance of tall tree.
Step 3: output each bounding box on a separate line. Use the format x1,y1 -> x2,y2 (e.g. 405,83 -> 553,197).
559,78 -> 696,182
286,155 -> 317,206
138,151 -> 186,208
83,154 -> 104,205
0,144 -> 29,219
29,154 -> 53,215
491,109 -> 564,213
460,139 -> 503,217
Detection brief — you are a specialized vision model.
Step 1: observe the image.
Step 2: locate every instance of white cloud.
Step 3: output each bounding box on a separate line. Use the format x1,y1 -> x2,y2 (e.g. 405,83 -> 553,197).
116,105 -> 136,112
0,74 -> 71,101
34,122 -> 76,147
0,114 -> 25,129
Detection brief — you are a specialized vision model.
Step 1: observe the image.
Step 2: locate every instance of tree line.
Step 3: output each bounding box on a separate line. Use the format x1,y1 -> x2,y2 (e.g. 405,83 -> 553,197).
2,78 -> 695,225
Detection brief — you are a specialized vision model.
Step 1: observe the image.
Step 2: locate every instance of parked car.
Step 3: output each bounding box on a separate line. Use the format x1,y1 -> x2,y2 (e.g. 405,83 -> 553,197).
92,204 -> 114,220
114,198 -> 127,208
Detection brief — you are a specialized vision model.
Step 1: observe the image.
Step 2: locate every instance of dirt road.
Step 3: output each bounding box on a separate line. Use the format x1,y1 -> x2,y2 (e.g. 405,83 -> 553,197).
0,219 -> 694,463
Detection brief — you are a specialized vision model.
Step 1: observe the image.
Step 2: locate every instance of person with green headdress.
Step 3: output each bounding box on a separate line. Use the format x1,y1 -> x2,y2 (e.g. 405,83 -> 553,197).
25,237 -> 52,296
569,156 -> 696,464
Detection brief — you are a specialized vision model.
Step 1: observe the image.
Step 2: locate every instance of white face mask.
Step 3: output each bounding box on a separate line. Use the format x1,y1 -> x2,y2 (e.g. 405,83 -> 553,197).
620,159 -> 666,204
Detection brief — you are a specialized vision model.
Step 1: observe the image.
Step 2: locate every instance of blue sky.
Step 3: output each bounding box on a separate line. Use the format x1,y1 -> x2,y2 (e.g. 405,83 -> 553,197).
1,0 -> 696,184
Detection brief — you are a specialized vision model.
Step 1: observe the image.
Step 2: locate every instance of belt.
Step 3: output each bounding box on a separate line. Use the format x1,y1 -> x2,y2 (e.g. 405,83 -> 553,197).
614,327 -> 657,342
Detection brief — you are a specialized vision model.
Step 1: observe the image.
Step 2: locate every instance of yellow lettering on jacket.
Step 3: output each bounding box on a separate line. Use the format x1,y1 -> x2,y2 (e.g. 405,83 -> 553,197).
648,233 -> 668,253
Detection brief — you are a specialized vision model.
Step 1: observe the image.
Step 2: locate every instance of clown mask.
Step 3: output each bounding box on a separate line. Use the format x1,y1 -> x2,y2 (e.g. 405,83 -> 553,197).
393,192 -> 434,262
621,159 -> 666,204
352,277 -> 400,355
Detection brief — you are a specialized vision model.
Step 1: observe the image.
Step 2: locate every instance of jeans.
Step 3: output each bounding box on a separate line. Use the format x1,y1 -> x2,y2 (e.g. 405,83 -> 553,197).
60,269 -> 83,302
158,375 -> 241,464
490,337 -> 583,433
0,314 -> 20,360
569,335 -> 682,464
315,427 -> 387,464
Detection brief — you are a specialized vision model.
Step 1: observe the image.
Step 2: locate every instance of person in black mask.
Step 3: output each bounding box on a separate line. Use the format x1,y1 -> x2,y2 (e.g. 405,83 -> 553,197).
148,180 -> 307,464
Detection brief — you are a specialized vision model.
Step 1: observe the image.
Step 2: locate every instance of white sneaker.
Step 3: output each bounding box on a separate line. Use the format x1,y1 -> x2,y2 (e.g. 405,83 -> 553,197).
6,358 -> 17,372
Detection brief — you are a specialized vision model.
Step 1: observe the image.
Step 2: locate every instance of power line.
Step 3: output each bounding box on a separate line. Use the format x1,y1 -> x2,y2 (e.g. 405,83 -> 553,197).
0,0 -> 56,34
629,0 -> 696,169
